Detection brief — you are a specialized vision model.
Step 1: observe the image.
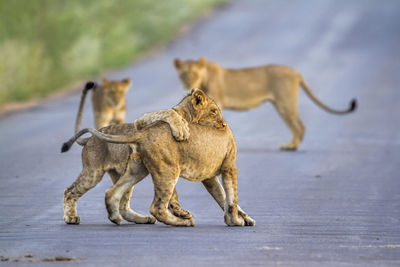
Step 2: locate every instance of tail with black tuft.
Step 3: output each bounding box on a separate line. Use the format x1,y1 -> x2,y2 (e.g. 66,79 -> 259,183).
75,81 -> 96,134
349,99 -> 357,112
61,128 -> 91,153
84,81 -> 96,92
75,81 -> 97,146
61,141 -> 73,153
300,77 -> 358,115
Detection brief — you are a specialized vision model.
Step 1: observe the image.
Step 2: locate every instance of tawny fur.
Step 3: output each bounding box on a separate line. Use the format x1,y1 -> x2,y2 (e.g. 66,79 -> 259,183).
174,57 -> 357,150
61,90 -> 222,225
75,78 -> 132,134
68,90 -> 255,227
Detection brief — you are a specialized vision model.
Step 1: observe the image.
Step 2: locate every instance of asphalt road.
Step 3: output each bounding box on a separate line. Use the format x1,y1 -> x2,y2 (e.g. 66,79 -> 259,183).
1,0 -> 400,266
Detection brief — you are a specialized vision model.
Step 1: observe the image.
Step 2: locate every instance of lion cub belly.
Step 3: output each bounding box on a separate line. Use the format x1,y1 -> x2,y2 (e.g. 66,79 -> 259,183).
179,146 -> 226,181
179,161 -> 222,182
178,132 -> 229,181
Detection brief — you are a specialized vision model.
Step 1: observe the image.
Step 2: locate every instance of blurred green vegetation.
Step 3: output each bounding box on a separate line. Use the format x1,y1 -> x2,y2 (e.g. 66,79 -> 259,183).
0,0 -> 225,105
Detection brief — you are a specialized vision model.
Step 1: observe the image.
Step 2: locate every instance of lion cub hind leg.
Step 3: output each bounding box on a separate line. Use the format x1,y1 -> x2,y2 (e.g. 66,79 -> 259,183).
220,166 -> 246,226
64,170 -> 105,224
105,163 -> 154,225
150,173 -> 195,226
203,177 -> 255,226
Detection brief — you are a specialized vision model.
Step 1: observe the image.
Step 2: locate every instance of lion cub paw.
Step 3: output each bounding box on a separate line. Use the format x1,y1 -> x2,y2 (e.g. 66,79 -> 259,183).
239,212 -> 255,226
169,204 -> 192,219
224,214 -> 245,227
187,217 -> 196,227
279,143 -> 298,151
64,215 -> 81,225
108,214 -> 123,225
171,118 -> 190,141
178,217 -> 195,227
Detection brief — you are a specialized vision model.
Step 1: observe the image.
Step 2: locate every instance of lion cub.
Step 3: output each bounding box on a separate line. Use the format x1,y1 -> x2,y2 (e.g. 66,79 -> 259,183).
61,90 -> 232,225
66,90 -> 255,227
174,57 -> 357,150
75,78 -> 131,132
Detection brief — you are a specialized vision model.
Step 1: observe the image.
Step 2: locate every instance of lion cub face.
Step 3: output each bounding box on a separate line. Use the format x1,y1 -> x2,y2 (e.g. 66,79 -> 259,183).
190,89 -> 226,129
102,78 -> 131,107
174,57 -> 207,90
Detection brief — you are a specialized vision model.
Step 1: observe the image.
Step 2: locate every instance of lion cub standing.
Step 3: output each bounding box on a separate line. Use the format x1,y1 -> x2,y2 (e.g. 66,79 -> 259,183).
174,57 -> 357,150
75,78 -> 131,132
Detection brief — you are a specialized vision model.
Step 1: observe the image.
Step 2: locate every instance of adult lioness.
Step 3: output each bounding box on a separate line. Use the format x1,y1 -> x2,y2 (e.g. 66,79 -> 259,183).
174,57 -> 357,150
61,90 -> 227,225
66,89 -> 255,227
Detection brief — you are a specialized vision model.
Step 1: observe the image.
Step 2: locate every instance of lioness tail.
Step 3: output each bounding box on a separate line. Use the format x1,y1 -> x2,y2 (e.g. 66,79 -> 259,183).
299,76 -> 357,115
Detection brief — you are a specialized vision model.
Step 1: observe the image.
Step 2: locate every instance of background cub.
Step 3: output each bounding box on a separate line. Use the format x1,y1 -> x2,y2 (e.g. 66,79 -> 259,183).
75,78 -> 131,132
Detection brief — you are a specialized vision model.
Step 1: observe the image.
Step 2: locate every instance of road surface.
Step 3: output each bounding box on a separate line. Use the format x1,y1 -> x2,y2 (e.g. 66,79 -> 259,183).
1,0 -> 400,266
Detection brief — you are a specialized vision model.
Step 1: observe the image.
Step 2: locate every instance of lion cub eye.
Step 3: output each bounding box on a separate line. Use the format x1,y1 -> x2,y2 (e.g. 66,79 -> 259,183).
211,109 -> 217,115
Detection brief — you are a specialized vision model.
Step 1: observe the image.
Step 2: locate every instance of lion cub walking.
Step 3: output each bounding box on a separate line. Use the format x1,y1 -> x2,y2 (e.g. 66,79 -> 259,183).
75,78 -> 131,132
174,57 -> 357,150
67,90 -> 255,227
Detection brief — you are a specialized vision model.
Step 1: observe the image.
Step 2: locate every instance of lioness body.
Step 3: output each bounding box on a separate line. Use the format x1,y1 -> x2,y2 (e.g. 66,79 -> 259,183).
174,57 -> 357,150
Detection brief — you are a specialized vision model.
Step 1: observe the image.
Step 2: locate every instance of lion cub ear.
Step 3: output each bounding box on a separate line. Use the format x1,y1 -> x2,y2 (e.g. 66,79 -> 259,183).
122,78 -> 131,86
198,57 -> 206,68
191,89 -> 208,110
121,78 -> 132,91
122,78 -> 131,84
174,58 -> 183,69
102,78 -> 111,86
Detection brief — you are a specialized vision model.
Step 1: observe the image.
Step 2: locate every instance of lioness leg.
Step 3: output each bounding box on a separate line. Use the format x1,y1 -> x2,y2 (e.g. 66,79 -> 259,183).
202,177 -> 255,226
107,169 -> 155,225
220,165 -> 245,226
150,173 -> 195,226
105,162 -> 155,225
63,170 -> 105,224
274,102 -> 305,151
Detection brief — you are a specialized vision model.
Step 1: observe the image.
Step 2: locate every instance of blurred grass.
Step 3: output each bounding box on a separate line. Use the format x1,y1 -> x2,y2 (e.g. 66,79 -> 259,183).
0,0 -> 226,106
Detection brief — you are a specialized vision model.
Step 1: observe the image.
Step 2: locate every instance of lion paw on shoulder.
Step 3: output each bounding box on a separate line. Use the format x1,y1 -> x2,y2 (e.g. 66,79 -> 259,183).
170,118 -> 190,141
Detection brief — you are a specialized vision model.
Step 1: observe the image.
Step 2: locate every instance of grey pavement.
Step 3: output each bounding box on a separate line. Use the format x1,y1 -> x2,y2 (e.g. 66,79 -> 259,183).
1,0 -> 400,266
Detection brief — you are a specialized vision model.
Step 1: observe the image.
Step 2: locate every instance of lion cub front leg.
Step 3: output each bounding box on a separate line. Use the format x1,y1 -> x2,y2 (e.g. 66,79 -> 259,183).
134,109 -> 189,141
220,165 -> 246,226
95,110 -> 114,129
64,170 -> 105,224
